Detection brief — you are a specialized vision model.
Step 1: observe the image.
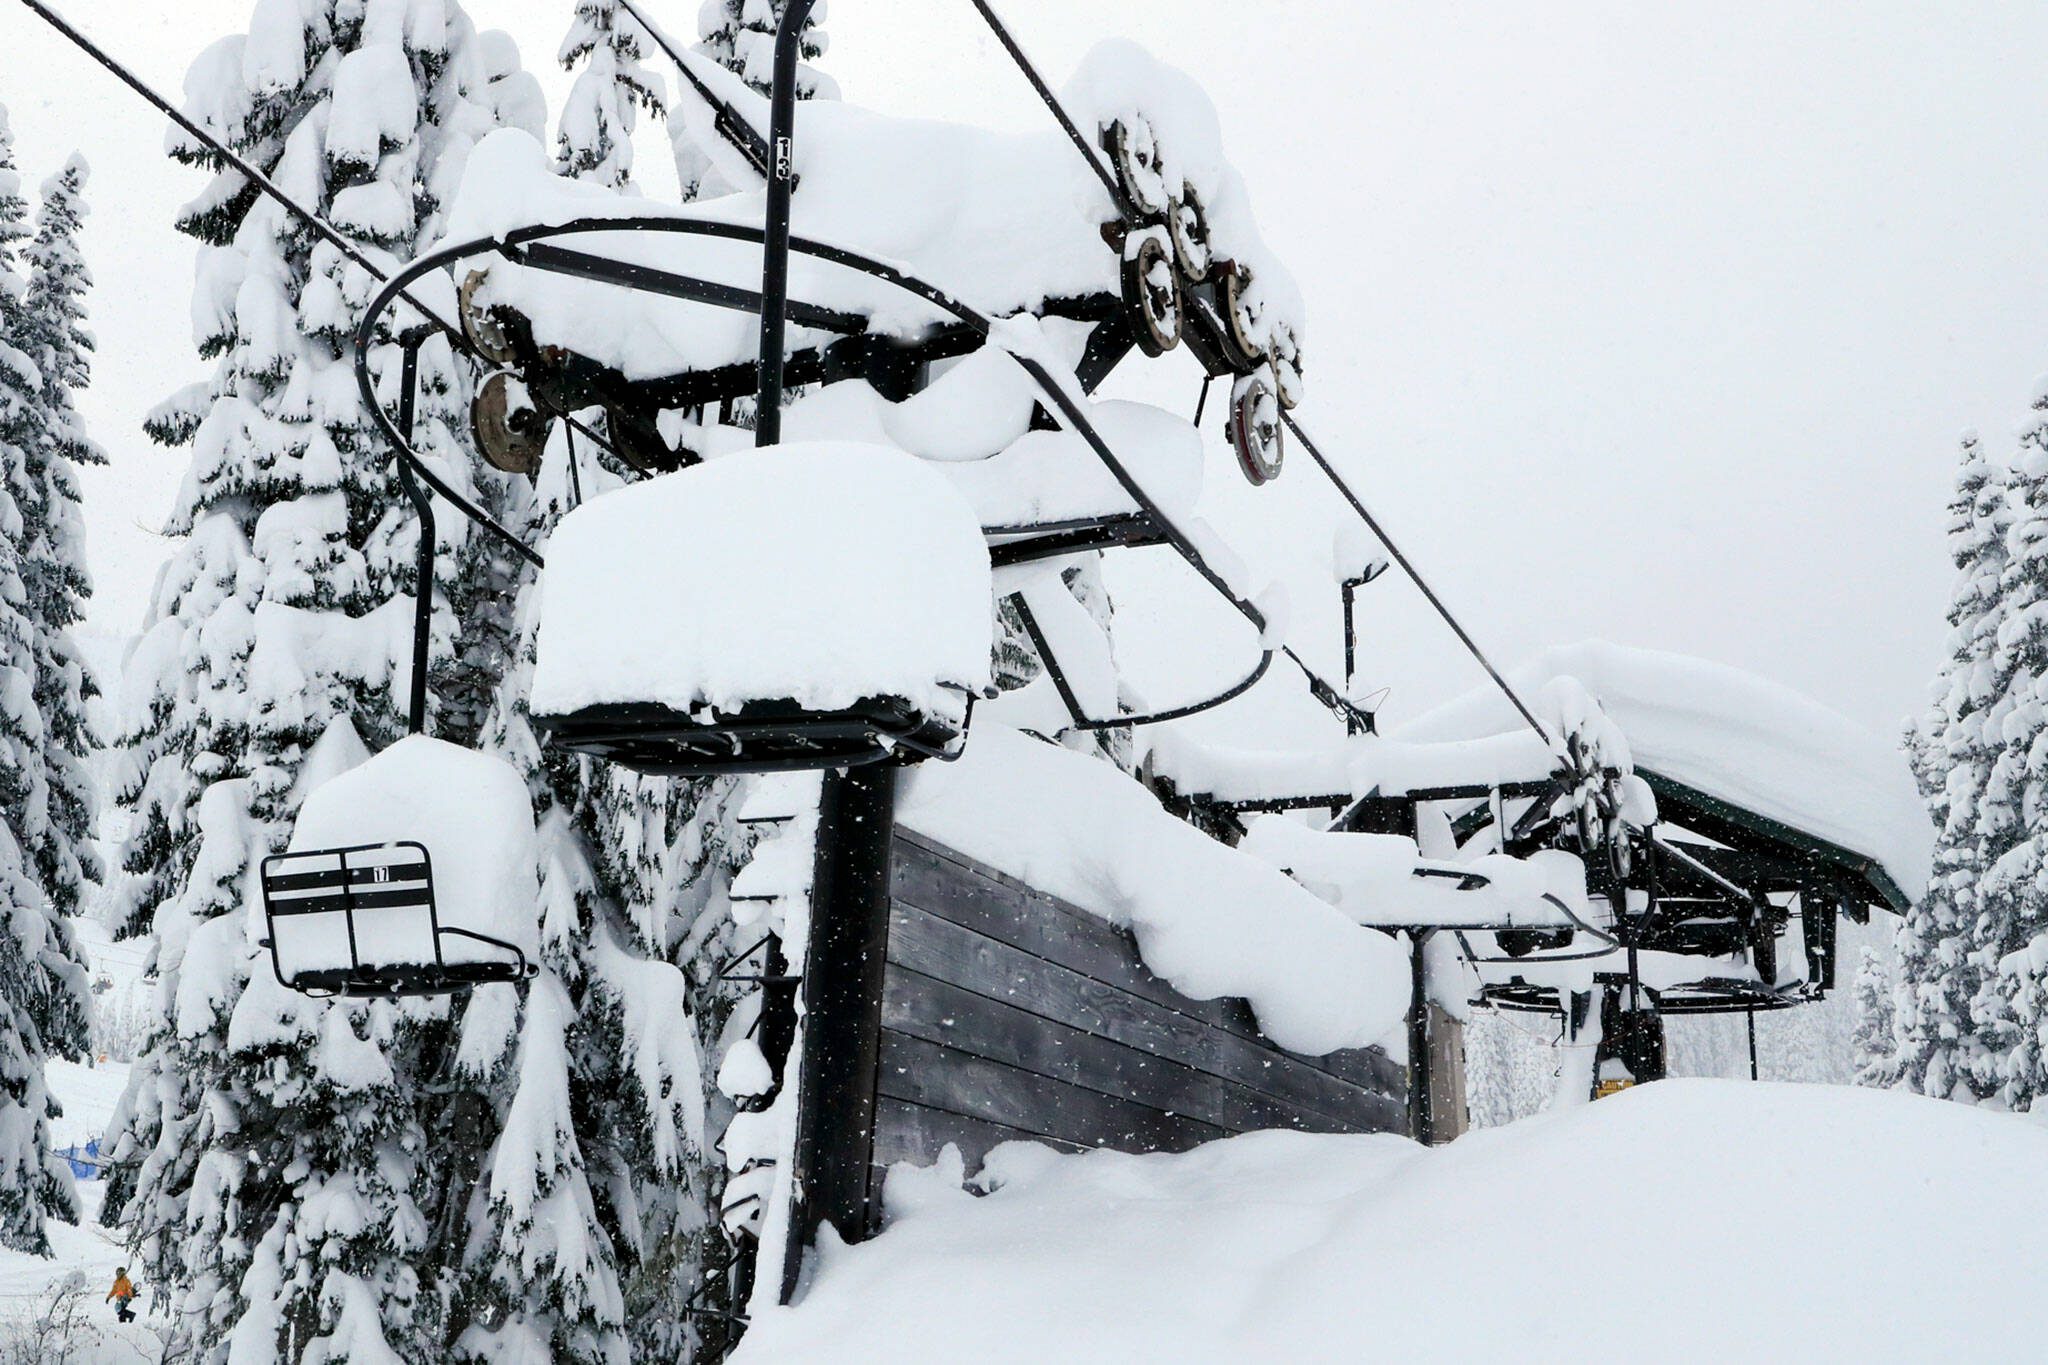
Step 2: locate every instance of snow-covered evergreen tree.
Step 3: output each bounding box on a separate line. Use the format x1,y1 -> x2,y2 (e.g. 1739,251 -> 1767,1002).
1972,393 -> 2048,1110
1885,432 -> 2011,1099
457,411 -> 746,1362
18,156 -> 104,925
96,5 -> 542,1355
0,106 -> 91,1259
1852,945 -> 1896,1082
697,0 -> 833,99
557,0 -> 663,189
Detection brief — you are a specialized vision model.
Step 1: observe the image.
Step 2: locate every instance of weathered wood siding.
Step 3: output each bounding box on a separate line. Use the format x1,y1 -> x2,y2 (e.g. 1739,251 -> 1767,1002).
867,830 -> 1406,1212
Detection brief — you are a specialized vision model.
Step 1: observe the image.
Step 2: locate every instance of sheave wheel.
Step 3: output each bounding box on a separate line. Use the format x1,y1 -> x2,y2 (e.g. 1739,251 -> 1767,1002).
603,399 -> 685,474
1228,371 -> 1284,485
1217,263 -> 1267,372
1271,323 -> 1303,410
1168,187 -> 1212,284
1121,228 -> 1183,357
459,270 -> 517,366
472,372 -> 548,476
1105,118 -> 1171,220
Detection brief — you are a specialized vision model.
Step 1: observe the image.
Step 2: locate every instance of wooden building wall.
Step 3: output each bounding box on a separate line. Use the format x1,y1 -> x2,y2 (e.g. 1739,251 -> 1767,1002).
862,830 -> 1407,1220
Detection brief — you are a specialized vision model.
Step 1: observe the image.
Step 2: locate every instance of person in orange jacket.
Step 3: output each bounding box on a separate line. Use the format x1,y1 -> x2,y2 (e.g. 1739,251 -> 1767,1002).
106,1267 -> 135,1324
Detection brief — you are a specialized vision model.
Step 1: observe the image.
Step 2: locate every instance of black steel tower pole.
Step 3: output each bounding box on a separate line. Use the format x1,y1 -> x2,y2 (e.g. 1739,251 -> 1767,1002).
394,337 -> 434,736
784,762 -> 898,1302
755,0 -> 820,448
1408,930 -> 1435,1144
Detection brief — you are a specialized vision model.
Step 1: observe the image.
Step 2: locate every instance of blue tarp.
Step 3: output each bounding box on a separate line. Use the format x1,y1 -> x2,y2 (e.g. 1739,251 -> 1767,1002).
57,1138 -> 100,1180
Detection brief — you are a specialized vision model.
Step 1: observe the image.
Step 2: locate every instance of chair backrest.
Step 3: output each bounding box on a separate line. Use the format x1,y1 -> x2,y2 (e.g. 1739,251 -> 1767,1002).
261,841 -> 441,989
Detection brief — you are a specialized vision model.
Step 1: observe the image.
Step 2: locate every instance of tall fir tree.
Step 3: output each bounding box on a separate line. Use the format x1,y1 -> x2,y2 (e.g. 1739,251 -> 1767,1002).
19,156 -> 104,926
96,4 -> 543,1356
455,390 -> 747,1360
1885,432 -> 2012,1099
0,104 -> 92,1260
696,0 -> 833,98
556,0 -> 663,189
1973,391 -> 2048,1110
1852,945 -> 1897,1083
531,2 -> 829,1349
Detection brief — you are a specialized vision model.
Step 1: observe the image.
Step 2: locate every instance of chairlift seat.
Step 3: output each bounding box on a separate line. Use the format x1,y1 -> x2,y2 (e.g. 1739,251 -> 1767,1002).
260,735 -> 543,1000
540,693 -> 966,777
260,841 -> 534,998
529,440 -> 994,778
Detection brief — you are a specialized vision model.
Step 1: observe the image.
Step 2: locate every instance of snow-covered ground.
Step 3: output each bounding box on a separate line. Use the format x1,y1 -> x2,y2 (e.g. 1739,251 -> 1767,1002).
735,1080 -> 2048,1363
0,1087 -> 157,1363
0,1185 -> 158,1362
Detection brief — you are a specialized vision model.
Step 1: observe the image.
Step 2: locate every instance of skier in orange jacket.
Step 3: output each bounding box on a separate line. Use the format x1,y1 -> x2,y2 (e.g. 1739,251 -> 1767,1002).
106,1268 -> 135,1324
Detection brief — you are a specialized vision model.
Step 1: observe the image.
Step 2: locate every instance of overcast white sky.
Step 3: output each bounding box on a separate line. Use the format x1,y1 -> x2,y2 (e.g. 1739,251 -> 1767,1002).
5,0 -> 2046,745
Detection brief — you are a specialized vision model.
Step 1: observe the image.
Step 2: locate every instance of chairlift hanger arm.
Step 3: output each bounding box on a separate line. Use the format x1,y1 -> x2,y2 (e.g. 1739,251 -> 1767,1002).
615,0 -> 776,181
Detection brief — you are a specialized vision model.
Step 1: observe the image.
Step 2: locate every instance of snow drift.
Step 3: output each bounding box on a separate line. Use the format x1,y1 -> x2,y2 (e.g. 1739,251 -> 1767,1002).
736,1080 -> 2048,1363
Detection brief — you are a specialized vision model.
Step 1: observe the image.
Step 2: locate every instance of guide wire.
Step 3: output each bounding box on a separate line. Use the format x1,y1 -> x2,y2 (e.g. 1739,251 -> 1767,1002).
1284,413 -> 1553,745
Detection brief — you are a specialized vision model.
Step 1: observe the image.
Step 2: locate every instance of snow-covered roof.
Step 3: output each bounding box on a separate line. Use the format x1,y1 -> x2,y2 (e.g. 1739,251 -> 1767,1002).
896,726 -> 1409,1056
1398,641 -> 1933,904
530,441 -> 993,720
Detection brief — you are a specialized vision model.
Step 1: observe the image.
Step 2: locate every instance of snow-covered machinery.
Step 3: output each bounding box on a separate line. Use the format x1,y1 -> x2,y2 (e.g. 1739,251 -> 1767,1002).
193,0 -> 1365,1003
323,0 -> 1930,1061
1164,642 -> 1932,1106
339,1 -> 1366,785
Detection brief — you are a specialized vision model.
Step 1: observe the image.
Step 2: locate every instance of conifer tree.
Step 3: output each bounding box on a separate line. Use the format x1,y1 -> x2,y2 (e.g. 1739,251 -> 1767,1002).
1852,946 -> 1897,1083
557,0 -> 663,189
1973,395 -> 2048,1109
0,105 -> 91,1259
96,5 -> 541,1355
697,0 -> 834,99
459,409 -> 745,1362
1886,432 -> 2012,1099
19,156 -> 103,925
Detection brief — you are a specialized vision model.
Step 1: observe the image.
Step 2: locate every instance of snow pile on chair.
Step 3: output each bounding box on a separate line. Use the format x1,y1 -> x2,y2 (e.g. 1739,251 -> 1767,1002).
530,440 -> 993,721
1238,817 -> 1589,930
275,735 -> 537,983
